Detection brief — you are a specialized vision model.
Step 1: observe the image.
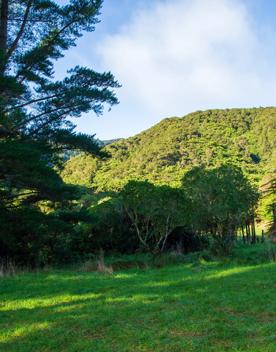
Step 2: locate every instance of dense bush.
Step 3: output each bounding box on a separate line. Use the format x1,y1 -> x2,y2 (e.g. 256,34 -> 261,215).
63,107 -> 276,191
0,207 -> 74,266
182,165 -> 259,255
0,165 -> 262,265
165,226 -> 210,253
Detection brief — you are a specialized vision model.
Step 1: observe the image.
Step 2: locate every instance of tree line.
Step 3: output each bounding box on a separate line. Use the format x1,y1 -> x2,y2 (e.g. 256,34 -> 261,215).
0,162 -> 261,265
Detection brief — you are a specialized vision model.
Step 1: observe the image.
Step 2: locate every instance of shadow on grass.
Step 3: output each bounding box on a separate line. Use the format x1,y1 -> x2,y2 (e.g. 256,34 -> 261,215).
0,262 -> 275,352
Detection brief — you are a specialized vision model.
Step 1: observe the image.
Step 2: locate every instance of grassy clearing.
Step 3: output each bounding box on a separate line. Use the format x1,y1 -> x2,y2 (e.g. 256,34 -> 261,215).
0,252 -> 276,351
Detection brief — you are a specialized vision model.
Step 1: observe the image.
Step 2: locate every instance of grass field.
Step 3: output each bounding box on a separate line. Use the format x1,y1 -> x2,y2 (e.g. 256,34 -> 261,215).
0,254 -> 276,351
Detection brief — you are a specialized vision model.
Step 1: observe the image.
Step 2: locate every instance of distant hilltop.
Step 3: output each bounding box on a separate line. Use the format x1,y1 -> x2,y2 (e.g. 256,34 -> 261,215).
62,107 -> 276,190
99,138 -> 122,146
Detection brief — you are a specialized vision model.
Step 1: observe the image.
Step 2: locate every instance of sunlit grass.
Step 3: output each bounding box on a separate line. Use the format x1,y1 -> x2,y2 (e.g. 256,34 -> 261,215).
0,260 -> 275,351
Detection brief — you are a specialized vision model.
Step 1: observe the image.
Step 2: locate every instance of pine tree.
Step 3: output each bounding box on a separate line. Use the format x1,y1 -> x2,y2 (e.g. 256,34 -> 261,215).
0,0 -> 119,264
0,0 -> 119,208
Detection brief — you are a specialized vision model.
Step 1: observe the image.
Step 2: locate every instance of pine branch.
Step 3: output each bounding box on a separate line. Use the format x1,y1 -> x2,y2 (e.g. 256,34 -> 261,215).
6,92 -> 64,112
27,106 -> 80,137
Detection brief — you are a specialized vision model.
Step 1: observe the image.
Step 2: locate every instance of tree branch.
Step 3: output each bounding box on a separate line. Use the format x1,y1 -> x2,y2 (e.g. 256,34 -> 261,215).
15,103 -> 77,130
6,92 -> 63,112
4,190 -> 37,201
27,105 -> 81,137
6,0 -> 33,59
16,16 -> 81,83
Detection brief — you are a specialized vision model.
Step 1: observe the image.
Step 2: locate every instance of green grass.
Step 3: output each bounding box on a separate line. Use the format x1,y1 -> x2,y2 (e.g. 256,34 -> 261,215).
0,258 -> 276,351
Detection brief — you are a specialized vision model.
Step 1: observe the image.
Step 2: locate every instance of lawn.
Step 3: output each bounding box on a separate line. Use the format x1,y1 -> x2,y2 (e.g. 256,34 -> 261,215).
0,259 -> 276,351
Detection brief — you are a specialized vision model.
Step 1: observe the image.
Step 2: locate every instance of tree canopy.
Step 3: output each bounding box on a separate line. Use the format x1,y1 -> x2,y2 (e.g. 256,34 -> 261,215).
62,107 -> 276,191
181,165 -> 259,253
0,0 -> 119,208
120,180 -> 189,253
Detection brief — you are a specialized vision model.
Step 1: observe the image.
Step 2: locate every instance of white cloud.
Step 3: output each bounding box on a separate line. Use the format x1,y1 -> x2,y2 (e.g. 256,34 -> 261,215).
91,0 -> 276,138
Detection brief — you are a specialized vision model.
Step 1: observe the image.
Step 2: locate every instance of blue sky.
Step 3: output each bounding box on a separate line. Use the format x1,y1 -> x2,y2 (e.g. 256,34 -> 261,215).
55,0 -> 276,139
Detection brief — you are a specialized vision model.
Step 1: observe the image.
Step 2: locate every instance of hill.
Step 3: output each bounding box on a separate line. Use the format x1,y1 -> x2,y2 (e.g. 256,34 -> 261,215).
62,107 -> 276,190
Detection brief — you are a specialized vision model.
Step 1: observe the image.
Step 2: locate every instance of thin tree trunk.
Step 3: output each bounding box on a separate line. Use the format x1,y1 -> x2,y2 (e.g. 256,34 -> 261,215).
0,0 -> 8,75
160,215 -> 171,252
261,229 -> 265,243
6,0 -> 32,59
241,226 -> 245,244
125,207 -> 149,250
251,218 -> 256,244
245,222 -> 250,244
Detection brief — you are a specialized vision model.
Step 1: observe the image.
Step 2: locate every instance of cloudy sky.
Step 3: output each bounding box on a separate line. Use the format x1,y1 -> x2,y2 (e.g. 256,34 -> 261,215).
55,0 -> 276,139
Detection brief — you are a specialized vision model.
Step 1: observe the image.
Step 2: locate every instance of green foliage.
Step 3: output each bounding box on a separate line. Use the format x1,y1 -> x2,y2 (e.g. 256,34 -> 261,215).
0,206 -> 73,266
258,164 -> 276,236
0,0 -> 119,200
120,180 -> 189,253
75,185 -> 208,256
59,108 -> 275,258
60,108 -> 273,256
61,153 -> 99,187
87,194 -> 139,254
0,139 -> 79,207
231,242 -> 276,264
63,107 -> 275,190
182,165 -> 259,254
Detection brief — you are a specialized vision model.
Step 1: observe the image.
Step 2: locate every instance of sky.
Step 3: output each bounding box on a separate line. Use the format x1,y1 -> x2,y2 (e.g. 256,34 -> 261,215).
55,0 -> 276,139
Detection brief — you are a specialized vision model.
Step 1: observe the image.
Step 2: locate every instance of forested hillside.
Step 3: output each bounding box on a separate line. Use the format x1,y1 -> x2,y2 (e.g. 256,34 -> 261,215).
62,107 -> 276,190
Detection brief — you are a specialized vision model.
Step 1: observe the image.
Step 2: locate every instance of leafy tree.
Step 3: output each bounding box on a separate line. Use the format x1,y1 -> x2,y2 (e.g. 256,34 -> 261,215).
89,195 -> 139,253
120,181 -> 189,253
0,0 -> 119,264
182,165 -> 259,254
0,205 -> 75,265
0,0 -> 119,208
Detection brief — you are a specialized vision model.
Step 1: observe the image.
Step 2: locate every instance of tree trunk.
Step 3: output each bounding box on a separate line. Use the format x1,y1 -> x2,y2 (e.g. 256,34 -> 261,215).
245,222 -> 251,244
251,217 -> 256,244
261,229 -> 265,243
160,215 -> 171,252
6,0 -> 32,59
241,226 -> 245,244
0,0 -> 8,75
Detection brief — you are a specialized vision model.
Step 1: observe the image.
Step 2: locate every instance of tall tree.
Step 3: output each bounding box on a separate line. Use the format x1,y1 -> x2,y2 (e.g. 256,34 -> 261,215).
0,0 -> 119,264
0,0 -> 119,208
182,165 -> 259,254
